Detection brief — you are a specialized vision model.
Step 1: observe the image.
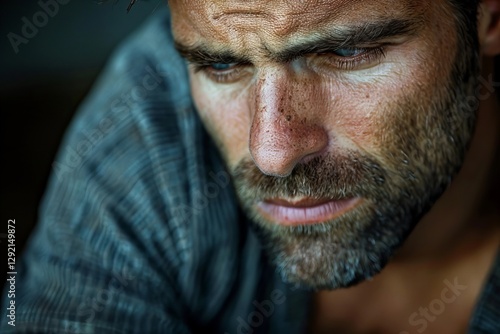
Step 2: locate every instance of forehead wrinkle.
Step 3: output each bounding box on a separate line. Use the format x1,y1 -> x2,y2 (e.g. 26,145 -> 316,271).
172,0 -> 430,64
293,2 -> 424,42
203,0 -> 270,22
211,9 -> 270,21
195,0 -> 364,35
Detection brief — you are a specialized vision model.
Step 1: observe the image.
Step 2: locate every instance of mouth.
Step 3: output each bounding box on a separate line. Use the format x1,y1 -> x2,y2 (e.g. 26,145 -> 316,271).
256,197 -> 361,226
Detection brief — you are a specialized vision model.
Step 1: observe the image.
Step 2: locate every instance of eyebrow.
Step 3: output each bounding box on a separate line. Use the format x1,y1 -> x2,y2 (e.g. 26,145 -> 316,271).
174,18 -> 422,66
275,18 -> 421,62
174,41 -> 250,66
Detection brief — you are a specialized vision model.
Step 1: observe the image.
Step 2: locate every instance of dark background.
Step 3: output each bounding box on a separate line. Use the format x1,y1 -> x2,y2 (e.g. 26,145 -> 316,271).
1,0 -> 164,280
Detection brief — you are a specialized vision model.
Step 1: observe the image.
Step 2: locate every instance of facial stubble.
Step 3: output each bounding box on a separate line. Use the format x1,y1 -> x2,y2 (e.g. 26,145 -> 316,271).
230,45 -> 479,290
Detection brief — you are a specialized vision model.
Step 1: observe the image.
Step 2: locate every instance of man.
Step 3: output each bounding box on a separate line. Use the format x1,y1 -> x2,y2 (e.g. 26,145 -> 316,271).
1,0 -> 499,333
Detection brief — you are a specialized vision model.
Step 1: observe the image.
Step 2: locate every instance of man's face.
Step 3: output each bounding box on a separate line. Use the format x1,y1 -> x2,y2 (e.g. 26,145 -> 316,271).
170,0 -> 479,289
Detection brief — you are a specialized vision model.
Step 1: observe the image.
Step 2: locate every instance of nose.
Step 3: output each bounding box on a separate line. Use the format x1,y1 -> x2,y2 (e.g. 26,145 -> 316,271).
249,70 -> 329,177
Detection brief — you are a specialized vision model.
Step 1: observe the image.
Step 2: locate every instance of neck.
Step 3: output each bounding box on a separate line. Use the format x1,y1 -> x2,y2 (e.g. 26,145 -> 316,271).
395,62 -> 500,263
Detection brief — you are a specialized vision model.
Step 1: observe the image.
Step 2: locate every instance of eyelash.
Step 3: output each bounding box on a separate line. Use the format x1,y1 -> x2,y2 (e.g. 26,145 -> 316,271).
319,47 -> 387,71
192,64 -> 247,83
192,46 -> 387,83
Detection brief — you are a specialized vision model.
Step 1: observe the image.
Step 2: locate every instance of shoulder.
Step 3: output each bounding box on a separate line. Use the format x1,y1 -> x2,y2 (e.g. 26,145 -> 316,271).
50,7 -> 193,212
40,5 -> 253,318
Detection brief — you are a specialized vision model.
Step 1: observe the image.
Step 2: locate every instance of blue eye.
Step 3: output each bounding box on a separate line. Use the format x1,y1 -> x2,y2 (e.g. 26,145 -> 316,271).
333,48 -> 364,57
209,63 -> 236,71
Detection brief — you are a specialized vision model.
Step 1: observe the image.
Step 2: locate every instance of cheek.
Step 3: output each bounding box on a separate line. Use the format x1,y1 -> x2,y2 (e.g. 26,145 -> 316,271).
329,89 -> 382,153
191,72 -> 421,167
320,75 -> 401,156
332,79 -> 431,156
331,47 -> 456,158
190,73 -> 252,166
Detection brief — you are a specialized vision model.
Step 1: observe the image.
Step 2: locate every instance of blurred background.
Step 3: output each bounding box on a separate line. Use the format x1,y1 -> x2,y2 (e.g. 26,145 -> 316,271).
1,0 -> 164,277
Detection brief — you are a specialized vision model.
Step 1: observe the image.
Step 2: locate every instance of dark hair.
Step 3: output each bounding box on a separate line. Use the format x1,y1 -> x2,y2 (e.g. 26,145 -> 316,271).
98,0 -> 137,12
447,0 -> 482,86
125,0 -> 137,12
448,0 -> 482,40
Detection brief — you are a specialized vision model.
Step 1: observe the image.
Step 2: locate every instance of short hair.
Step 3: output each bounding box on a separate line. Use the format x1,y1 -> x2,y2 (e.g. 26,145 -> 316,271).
448,0 -> 481,44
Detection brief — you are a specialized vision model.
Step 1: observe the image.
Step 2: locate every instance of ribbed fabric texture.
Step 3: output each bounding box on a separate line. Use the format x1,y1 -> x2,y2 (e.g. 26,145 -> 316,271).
1,6 -> 498,334
0,7 -> 268,334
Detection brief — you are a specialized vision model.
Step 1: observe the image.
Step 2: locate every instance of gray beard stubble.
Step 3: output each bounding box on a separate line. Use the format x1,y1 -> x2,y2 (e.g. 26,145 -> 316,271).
230,43 -> 480,290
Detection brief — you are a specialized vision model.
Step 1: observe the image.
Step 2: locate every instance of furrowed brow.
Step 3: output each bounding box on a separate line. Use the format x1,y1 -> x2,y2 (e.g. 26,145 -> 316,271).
273,18 -> 421,63
174,41 -> 251,66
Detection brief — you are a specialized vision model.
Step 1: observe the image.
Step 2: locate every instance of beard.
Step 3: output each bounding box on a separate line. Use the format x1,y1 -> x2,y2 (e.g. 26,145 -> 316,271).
227,39 -> 480,290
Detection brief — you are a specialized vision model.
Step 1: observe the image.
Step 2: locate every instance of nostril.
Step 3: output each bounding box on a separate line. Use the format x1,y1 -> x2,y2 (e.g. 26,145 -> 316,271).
299,147 -> 328,165
250,146 -> 296,177
296,127 -> 329,163
249,123 -> 329,177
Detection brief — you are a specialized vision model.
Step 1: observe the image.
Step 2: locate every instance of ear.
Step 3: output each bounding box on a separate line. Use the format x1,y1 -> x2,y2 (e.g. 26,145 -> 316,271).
479,0 -> 500,56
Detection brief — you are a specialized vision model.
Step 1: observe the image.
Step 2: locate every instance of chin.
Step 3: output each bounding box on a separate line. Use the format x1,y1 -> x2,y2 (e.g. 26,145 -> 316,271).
245,191 -> 441,290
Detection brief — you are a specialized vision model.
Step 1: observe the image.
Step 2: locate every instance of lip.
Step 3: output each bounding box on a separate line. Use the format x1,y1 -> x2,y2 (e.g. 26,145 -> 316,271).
256,197 -> 361,226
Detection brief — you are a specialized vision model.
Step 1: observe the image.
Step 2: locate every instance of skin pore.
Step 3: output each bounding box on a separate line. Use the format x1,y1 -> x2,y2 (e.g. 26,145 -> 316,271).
169,0 -> 500,333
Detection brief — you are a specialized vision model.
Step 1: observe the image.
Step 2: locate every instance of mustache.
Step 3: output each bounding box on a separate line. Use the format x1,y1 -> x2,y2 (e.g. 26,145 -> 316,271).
231,152 -> 387,201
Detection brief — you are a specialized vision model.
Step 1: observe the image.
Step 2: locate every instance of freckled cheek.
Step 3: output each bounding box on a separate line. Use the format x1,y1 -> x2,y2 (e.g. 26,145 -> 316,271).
190,76 -> 252,165
326,77 -> 423,155
323,86 -> 387,153
335,113 -> 380,151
